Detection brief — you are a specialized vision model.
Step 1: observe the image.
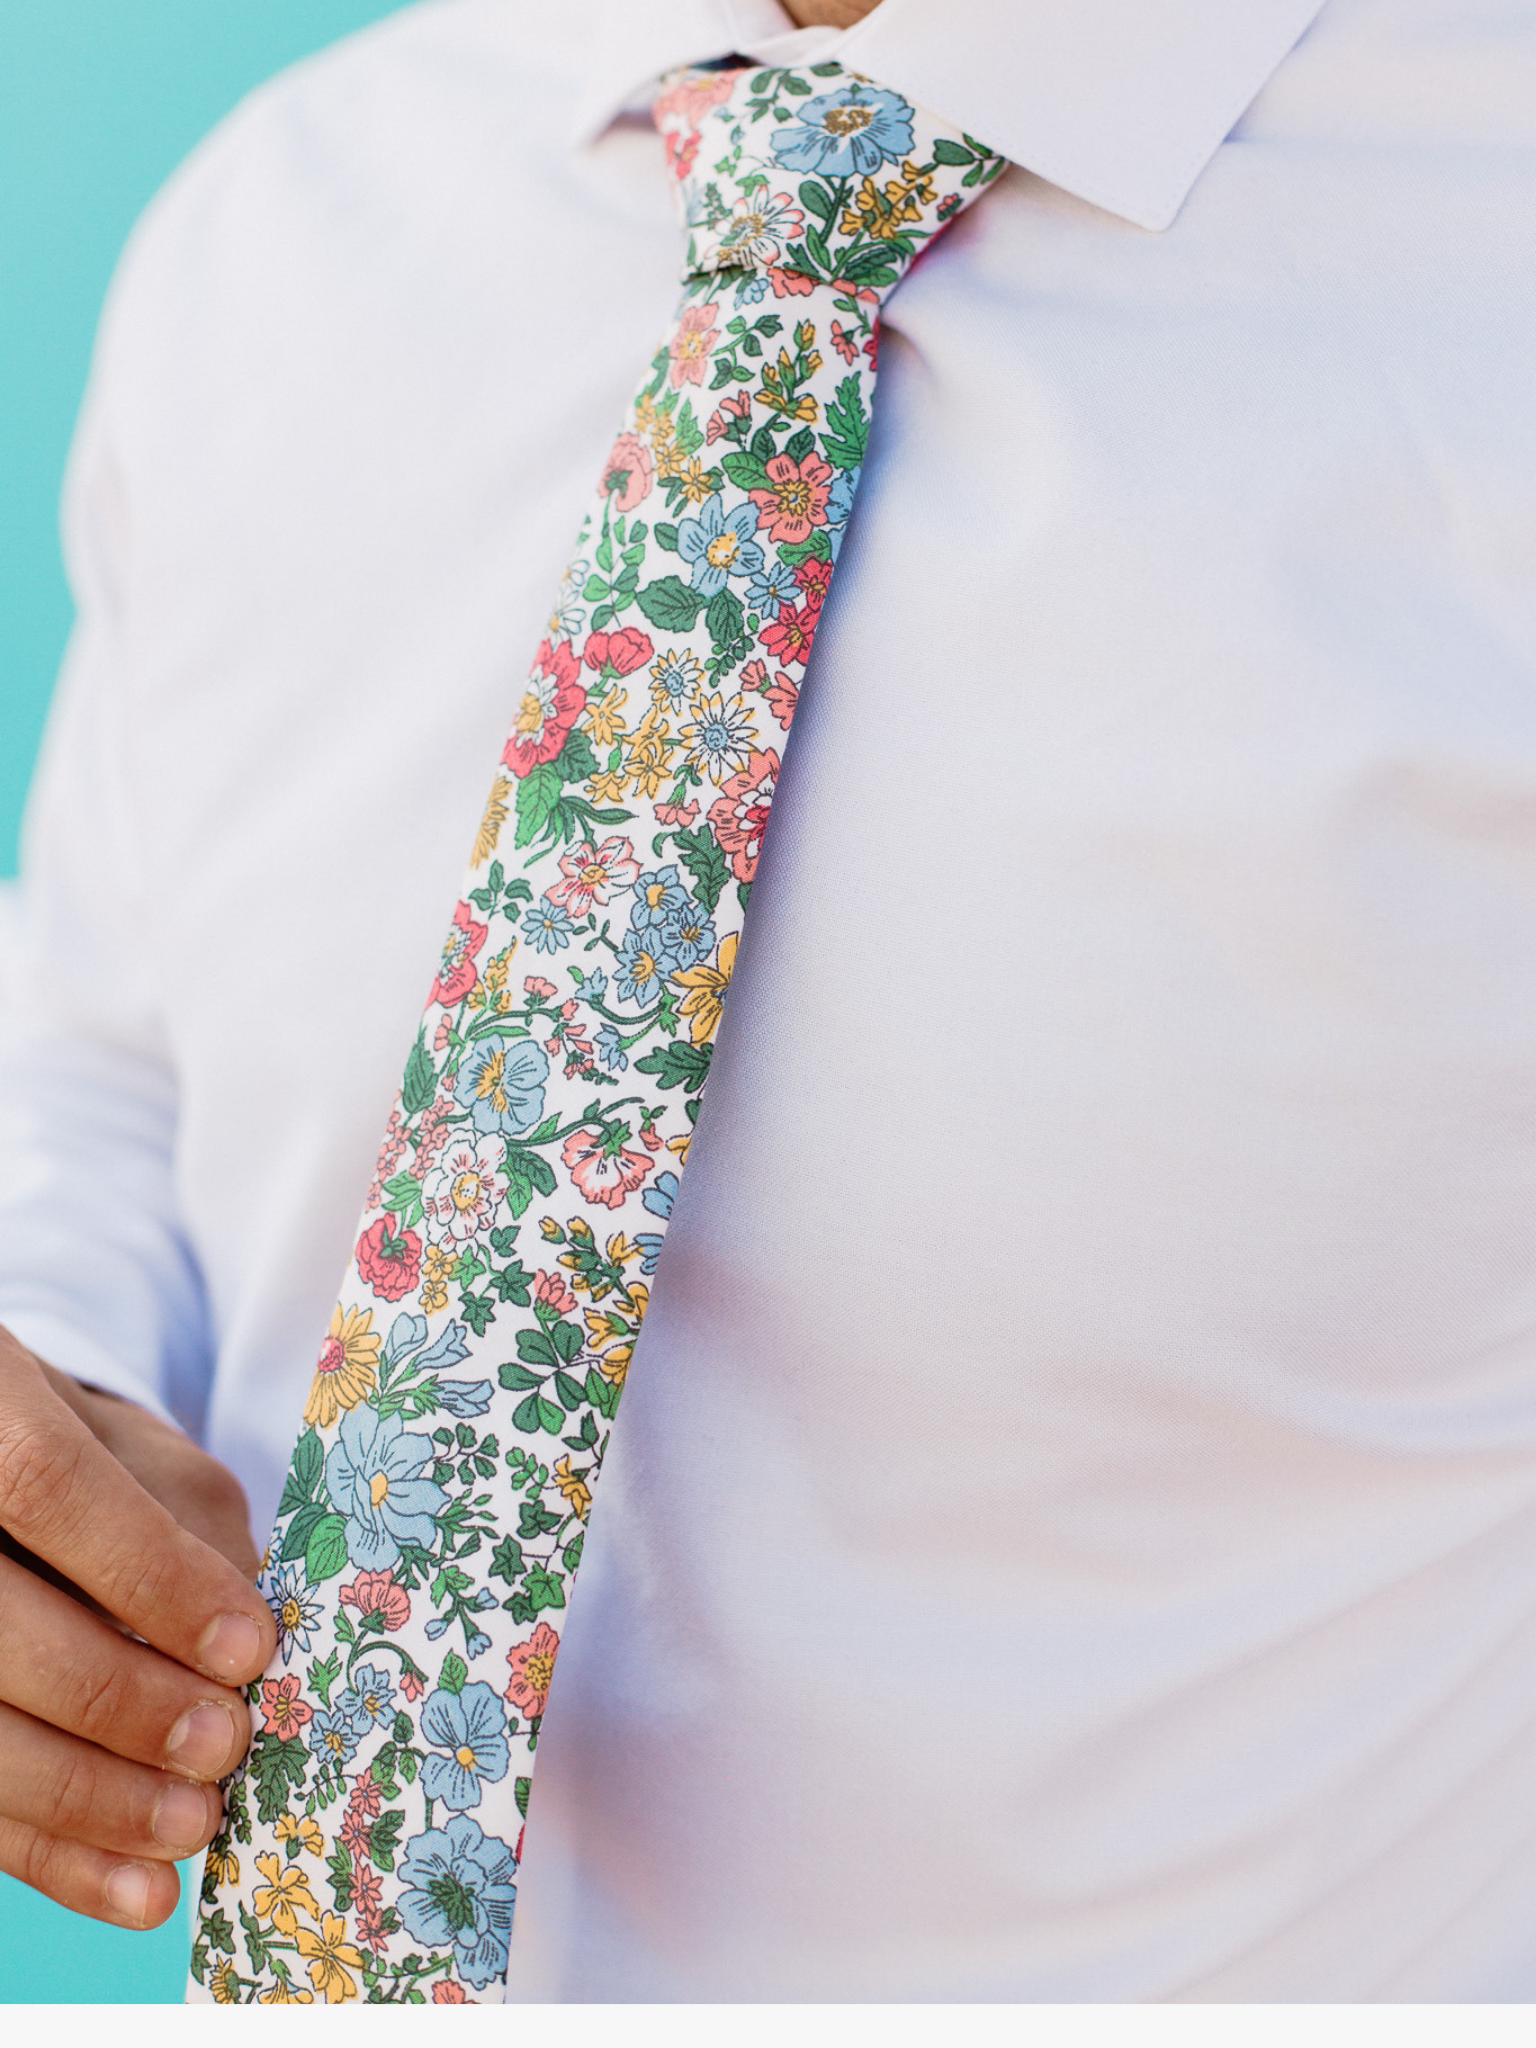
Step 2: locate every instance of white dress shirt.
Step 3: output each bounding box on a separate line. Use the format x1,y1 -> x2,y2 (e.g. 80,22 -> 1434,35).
5,0 -> 1536,2001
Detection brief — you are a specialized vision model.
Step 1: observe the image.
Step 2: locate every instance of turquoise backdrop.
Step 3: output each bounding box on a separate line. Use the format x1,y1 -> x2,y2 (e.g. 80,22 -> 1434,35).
0,0 -> 407,2002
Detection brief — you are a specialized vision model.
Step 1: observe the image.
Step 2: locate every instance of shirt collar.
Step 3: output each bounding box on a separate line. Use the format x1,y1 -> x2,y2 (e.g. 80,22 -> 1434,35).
572,0 -> 1330,231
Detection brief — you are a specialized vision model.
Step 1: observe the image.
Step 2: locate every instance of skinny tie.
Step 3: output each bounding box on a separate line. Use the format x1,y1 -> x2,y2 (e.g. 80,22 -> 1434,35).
191,60 -> 1004,2004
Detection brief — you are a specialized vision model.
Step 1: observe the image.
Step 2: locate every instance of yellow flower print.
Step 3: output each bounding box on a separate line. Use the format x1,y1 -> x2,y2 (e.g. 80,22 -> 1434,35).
674,456 -> 714,505
251,1852 -> 321,1937
420,1242 -> 460,1316
604,1231 -> 640,1269
203,1843 -> 240,1889
275,1814 -> 325,1859
588,766 -> 629,806
208,1958 -> 241,2003
258,1978 -> 315,2004
303,1304 -> 381,1430
585,688 -> 628,748
472,772 -> 512,869
469,947 -> 515,1015
538,1216 -> 565,1243
674,931 -> 738,1046
294,1912 -> 364,2004
552,1454 -> 593,1519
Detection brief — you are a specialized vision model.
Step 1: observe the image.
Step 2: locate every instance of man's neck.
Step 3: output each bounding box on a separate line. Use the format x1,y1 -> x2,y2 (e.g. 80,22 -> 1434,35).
777,0 -> 883,26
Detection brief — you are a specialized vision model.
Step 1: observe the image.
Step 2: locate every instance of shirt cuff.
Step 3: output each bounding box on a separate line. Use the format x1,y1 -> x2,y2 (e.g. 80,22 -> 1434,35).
0,1308 -> 179,1427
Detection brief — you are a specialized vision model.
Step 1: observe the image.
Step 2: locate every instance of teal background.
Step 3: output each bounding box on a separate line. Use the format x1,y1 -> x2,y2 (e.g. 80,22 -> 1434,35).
0,0 -> 407,2002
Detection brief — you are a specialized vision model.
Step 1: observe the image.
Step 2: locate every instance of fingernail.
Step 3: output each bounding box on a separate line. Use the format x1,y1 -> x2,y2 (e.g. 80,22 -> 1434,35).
196,1612 -> 263,1681
105,1862 -> 154,1927
152,1778 -> 211,1853
166,1702 -> 236,1778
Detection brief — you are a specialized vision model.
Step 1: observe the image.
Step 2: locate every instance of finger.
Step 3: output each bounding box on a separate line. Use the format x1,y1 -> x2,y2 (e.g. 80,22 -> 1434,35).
0,1347 -> 275,1683
0,1699 -> 221,1861
39,1363 -> 263,1578
0,1550 -> 251,1779
0,1813 -> 181,1931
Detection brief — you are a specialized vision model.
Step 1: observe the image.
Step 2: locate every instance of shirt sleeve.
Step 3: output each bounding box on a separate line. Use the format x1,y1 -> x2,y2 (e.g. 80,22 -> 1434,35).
0,306 -> 212,1436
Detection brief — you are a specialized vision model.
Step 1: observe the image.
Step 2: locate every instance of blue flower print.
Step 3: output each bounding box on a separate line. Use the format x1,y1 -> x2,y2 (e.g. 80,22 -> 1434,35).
734,272 -> 770,307
745,558 -> 799,612
581,969 -> 608,1005
453,1030 -> 549,1139
521,896 -> 575,954
268,1563 -> 324,1661
397,1815 -> 518,1990
308,1704 -> 361,1768
630,865 -> 693,936
337,1663 -> 396,1734
772,82 -> 914,177
676,494 -> 764,597
660,900 -> 715,971
636,1169 -> 679,1275
825,464 -> 859,531
435,1377 -> 494,1419
595,1022 -> 628,1072
614,926 -> 676,1005
325,1404 -> 447,1572
419,1682 -> 511,1812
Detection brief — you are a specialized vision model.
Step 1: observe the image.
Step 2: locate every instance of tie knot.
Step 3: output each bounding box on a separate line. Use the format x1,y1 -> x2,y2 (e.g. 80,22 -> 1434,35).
654,62 -> 1006,299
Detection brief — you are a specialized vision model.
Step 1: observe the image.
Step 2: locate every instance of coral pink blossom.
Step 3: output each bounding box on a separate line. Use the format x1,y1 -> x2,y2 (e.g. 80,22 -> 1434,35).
830,319 -> 859,365
524,975 -> 557,1001
433,1982 -> 468,2004
706,391 -> 752,443
430,901 -> 488,1007
352,1860 -> 390,1951
503,638 -> 585,778
533,1269 -> 577,1317
400,1667 -> 426,1703
357,1216 -> 422,1303
759,600 -> 818,669
708,749 -> 779,886
547,835 -> 641,918
339,1570 -> 412,1632
602,431 -> 653,512
768,265 -> 816,298
795,556 -> 833,610
654,798 -> 700,828
668,303 -> 721,389
652,70 -> 736,130
639,1122 -> 663,1153
583,626 -> 653,677
505,1621 -> 562,1720
749,452 -> 833,547
260,1675 -> 313,1741
562,1127 -> 653,1210
763,670 -> 799,728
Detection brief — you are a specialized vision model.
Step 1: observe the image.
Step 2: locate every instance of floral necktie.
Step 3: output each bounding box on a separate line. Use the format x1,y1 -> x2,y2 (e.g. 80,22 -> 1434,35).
189,60 -> 1003,2004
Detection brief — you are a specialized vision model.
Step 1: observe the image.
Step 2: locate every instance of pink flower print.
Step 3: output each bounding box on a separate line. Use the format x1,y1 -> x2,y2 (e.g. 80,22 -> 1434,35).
759,599 -> 818,669
412,1099 -> 452,1177
429,901 -> 488,1007
749,451 -> 833,547
668,303 -> 721,389
505,1621 -> 561,1721
433,1982 -> 468,2004
663,128 -> 700,182
352,1860 -> 390,1951
547,835 -> 641,919
763,669 -> 799,728
652,69 -> 737,132
523,975 -> 557,1001
422,1133 -> 510,1245
562,1126 -> 654,1210
357,1216 -> 423,1303
533,1269 -> 577,1317
602,431 -> 653,512
706,391 -> 752,443
259,1675 -> 313,1742
830,319 -> 859,365
768,265 -> 816,297
654,798 -> 700,828
400,1667 -> 426,1704
582,626 -> 652,678
503,638 -> 585,778
339,1569 -> 412,1632
708,749 -> 779,886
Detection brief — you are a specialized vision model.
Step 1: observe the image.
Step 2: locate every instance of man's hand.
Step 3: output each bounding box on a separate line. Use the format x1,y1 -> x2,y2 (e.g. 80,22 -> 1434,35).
0,1326 -> 275,1930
